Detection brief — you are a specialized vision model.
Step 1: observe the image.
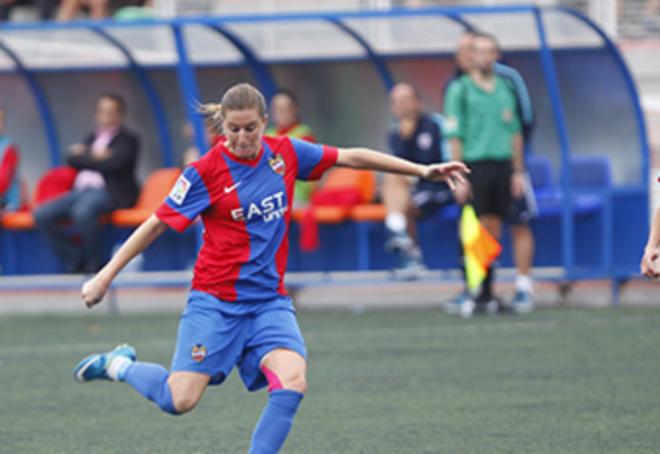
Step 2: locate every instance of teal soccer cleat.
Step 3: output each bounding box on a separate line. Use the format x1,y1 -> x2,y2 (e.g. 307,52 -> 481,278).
74,343 -> 136,383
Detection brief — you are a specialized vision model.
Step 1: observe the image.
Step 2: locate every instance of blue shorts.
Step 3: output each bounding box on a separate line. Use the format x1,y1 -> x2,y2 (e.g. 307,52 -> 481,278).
171,290 -> 307,392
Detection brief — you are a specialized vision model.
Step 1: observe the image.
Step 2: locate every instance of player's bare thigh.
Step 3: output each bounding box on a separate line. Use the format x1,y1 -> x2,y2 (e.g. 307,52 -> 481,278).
168,371 -> 211,414
261,348 -> 307,394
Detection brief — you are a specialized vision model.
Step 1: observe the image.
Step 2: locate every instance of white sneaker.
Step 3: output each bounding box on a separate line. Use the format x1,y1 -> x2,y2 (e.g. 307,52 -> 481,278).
512,290 -> 534,314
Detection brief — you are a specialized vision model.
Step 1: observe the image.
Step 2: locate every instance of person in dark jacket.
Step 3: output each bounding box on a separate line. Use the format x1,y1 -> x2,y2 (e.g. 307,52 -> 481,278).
35,93 -> 140,273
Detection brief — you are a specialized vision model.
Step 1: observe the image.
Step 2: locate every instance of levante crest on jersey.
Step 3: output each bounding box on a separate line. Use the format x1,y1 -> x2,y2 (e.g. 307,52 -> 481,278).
269,154 -> 286,175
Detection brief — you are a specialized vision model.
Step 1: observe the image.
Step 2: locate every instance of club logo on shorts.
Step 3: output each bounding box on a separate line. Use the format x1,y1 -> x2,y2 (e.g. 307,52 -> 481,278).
269,154 -> 286,175
170,175 -> 191,205
191,344 -> 207,362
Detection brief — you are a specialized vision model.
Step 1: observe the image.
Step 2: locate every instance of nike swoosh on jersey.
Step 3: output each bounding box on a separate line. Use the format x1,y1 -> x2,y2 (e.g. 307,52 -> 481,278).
224,182 -> 242,193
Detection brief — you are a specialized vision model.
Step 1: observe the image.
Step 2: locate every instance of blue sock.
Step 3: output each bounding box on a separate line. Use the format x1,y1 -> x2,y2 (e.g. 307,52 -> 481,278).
249,389 -> 304,454
123,362 -> 178,415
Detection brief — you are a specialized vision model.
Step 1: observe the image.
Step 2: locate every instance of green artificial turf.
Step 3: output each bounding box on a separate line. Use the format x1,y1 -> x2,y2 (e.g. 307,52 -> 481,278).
1,307 -> 659,453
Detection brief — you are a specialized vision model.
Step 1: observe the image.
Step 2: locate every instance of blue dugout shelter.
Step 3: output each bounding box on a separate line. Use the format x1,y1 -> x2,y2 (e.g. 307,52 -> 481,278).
0,5 -> 650,298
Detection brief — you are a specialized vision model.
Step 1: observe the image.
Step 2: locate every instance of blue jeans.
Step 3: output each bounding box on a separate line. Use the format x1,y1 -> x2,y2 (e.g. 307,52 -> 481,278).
34,189 -> 113,273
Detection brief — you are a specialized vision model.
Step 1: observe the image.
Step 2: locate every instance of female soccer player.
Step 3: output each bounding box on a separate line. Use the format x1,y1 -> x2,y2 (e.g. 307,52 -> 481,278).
74,83 -> 469,453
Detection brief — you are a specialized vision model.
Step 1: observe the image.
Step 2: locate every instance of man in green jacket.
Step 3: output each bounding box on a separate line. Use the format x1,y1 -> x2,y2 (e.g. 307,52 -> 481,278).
444,32 -> 535,316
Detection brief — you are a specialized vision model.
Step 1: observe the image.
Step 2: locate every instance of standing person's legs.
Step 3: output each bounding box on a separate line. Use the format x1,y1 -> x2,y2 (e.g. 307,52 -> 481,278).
34,192 -> 83,272
56,0 -> 82,20
477,214 -> 503,304
70,188 -> 113,273
87,0 -> 109,18
472,161 -> 512,308
511,224 -> 534,283
508,174 -> 537,312
0,1 -> 15,21
34,0 -> 58,19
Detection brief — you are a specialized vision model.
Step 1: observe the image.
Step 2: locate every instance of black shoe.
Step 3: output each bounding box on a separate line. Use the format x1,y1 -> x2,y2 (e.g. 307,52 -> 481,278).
476,296 -> 515,315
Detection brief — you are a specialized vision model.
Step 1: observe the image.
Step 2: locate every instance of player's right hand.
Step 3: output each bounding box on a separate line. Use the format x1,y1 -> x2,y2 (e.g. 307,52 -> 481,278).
81,276 -> 109,308
640,246 -> 659,278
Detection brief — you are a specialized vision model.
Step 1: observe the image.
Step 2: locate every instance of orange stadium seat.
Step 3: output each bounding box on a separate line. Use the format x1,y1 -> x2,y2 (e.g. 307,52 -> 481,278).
291,168 -> 377,223
110,168 -> 181,227
350,203 -> 387,222
1,167 -> 78,230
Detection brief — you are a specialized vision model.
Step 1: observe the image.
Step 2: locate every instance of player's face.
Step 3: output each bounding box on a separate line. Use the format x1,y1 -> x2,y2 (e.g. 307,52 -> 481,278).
223,108 -> 267,159
0,109 -> 5,136
390,85 -> 420,120
473,37 -> 499,73
95,97 -> 123,129
456,34 -> 475,72
271,94 -> 298,129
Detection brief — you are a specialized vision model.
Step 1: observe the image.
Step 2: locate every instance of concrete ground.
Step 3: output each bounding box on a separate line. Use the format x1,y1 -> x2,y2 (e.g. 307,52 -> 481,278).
0,269 -> 656,315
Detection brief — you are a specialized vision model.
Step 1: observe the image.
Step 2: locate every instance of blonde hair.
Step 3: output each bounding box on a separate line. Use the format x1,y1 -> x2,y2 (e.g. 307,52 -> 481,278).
199,83 -> 267,128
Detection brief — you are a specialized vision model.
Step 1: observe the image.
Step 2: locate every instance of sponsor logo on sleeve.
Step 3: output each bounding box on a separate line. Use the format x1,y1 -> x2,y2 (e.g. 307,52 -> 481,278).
170,175 -> 191,205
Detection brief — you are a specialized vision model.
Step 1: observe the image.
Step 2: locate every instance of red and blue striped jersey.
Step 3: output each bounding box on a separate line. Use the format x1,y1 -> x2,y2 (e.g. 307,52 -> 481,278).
156,136 -> 338,303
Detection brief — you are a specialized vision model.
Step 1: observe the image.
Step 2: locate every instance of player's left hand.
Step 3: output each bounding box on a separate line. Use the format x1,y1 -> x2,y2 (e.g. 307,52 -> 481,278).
640,246 -> 660,278
423,161 -> 470,191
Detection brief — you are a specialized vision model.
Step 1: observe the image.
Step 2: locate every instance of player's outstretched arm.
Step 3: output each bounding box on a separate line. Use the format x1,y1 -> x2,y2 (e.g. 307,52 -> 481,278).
335,147 -> 469,190
641,207 -> 660,278
82,214 -> 168,308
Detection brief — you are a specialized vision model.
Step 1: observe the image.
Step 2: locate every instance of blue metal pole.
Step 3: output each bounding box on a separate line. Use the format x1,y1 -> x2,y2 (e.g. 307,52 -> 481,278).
171,23 -> 207,157
446,13 -> 477,31
533,7 -> 575,275
0,39 -> 60,167
171,23 -> 207,254
206,24 -> 278,102
0,5 -> 539,32
327,18 -> 395,91
91,27 -> 175,167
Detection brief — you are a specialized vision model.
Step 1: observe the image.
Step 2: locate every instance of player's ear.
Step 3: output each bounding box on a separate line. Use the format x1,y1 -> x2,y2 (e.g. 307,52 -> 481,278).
262,114 -> 269,126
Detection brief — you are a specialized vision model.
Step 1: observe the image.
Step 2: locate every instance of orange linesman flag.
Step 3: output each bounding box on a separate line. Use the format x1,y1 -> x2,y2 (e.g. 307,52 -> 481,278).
460,204 -> 502,293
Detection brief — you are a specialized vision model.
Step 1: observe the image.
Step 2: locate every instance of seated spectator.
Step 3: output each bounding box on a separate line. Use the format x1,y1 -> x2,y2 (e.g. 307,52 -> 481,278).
34,93 -> 140,273
56,0 -> 149,21
266,89 -> 317,207
0,106 -> 22,212
0,0 -> 56,21
382,83 -> 454,278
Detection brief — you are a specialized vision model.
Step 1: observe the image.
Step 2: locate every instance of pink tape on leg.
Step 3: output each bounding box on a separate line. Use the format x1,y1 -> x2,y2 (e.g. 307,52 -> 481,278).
261,365 -> 283,392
